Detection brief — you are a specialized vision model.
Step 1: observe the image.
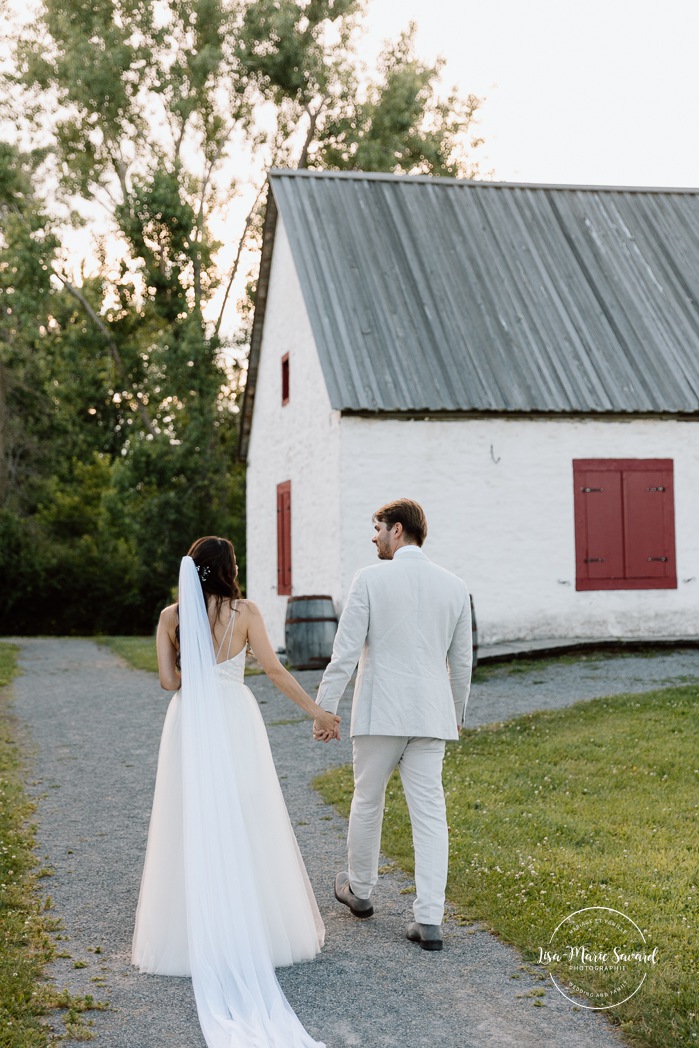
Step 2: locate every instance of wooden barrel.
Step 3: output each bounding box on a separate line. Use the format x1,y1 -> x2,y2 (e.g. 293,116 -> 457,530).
285,596 -> 338,670
470,594 -> 479,669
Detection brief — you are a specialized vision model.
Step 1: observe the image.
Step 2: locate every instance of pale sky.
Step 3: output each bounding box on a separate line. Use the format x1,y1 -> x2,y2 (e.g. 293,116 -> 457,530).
4,0 -> 695,190
5,0 -> 698,188
367,0 -> 699,188
4,0 -> 698,336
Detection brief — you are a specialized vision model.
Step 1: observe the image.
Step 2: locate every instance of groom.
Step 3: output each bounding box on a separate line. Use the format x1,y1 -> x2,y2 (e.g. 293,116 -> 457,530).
313,498 -> 472,951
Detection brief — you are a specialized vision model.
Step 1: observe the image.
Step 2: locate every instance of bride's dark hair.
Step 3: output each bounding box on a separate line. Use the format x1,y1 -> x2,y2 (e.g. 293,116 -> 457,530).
176,536 -> 241,667
187,535 -> 241,613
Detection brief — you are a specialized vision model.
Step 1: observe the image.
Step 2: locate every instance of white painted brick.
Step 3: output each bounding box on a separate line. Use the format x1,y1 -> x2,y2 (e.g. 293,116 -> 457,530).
247,234 -> 699,648
246,218 -> 341,649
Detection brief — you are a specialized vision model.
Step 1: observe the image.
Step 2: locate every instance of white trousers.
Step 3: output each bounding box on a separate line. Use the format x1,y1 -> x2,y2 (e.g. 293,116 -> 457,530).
348,735 -> 448,926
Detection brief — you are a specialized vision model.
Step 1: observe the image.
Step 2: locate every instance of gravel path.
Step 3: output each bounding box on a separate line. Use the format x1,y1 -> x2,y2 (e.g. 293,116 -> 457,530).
9,639 -> 699,1047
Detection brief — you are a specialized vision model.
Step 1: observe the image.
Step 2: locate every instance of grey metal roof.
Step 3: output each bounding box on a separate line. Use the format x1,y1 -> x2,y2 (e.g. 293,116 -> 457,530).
240,171 -> 699,457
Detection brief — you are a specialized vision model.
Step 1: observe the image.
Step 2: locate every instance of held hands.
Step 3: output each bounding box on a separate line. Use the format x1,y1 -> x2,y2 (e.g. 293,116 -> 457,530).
312,710 -> 341,743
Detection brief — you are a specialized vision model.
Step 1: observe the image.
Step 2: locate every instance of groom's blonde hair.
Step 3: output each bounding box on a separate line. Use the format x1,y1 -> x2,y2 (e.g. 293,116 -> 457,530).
373,499 -> 427,547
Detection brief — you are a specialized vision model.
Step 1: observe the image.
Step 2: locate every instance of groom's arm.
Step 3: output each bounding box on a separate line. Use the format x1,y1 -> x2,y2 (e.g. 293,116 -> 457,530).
315,571 -> 370,715
447,590 -> 473,728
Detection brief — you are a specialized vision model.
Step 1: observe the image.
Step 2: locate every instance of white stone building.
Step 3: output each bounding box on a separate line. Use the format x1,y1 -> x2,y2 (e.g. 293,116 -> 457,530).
239,171 -> 699,650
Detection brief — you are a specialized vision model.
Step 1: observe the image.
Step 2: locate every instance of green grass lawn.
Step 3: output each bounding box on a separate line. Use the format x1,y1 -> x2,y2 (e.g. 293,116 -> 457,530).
98,636 -> 159,674
0,643 -> 20,689
314,683 -> 699,1048
0,641 -> 51,1045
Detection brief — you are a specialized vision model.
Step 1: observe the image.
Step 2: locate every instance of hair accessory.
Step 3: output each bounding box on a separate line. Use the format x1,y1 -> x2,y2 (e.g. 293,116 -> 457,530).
197,564 -> 211,583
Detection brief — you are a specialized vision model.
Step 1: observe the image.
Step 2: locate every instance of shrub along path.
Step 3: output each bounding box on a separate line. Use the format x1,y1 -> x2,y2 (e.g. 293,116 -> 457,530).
10,639 -> 699,1046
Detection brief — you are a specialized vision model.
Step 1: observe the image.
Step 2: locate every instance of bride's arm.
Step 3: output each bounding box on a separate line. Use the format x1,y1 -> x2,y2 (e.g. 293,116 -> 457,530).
156,605 -> 181,690
244,602 -> 340,735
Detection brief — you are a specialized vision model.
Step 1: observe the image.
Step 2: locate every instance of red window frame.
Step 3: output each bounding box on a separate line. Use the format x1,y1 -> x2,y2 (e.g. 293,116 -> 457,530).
276,480 -> 292,595
281,353 -> 290,406
573,459 -> 676,591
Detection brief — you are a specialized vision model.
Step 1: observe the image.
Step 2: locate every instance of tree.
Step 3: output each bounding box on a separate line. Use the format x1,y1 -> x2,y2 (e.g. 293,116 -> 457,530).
0,141 -> 58,507
1,0 -> 483,632
0,142 -> 149,632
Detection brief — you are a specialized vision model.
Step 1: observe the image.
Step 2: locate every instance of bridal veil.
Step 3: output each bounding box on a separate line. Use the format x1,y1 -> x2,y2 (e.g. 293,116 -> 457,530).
178,555 -> 324,1048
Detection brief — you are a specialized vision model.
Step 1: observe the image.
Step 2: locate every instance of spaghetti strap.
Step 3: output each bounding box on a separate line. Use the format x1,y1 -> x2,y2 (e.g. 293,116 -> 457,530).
215,607 -> 235,662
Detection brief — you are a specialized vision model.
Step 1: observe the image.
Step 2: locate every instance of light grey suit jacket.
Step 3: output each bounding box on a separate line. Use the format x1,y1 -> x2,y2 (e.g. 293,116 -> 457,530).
316,547 -> 472,739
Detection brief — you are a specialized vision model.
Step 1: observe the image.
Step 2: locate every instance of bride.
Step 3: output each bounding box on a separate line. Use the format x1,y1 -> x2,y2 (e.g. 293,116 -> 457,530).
132,536 -> 340,1048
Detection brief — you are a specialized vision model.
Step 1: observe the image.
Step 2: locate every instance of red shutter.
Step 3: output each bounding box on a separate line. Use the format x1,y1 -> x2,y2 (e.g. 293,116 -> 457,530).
277,481 -> 292,595
574,468 -> 624,583
623,468 -> 676,584
574,459 -> 676,591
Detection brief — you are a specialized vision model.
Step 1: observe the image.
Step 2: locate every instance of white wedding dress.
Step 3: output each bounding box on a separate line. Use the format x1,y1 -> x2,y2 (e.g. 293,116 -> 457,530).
133,560 -> 325,1048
